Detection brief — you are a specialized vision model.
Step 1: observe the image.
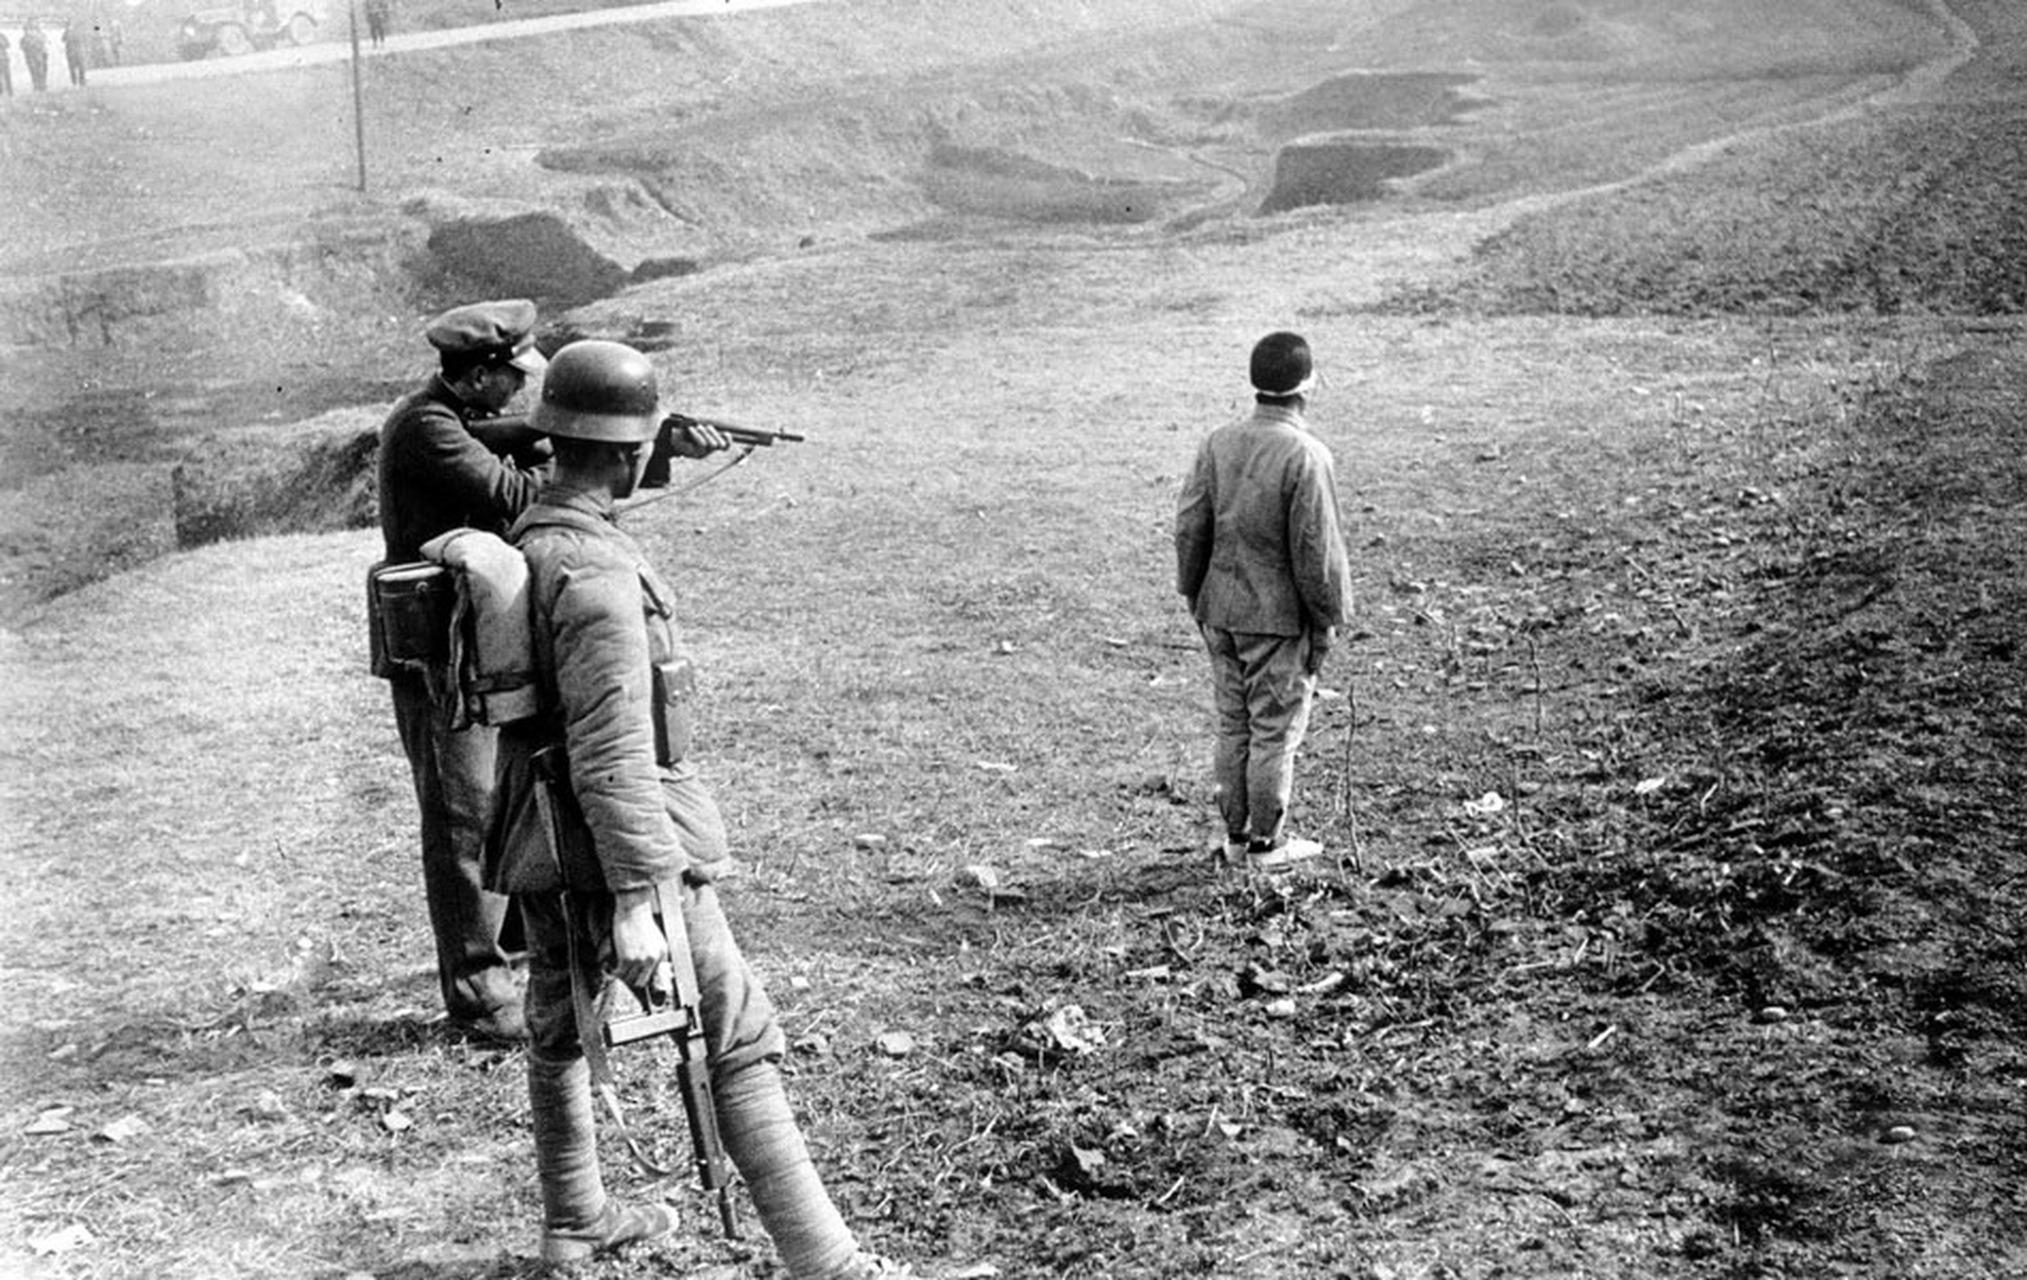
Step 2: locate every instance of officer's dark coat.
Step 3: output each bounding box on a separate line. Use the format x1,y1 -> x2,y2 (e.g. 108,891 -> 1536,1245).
378,374 -> 544,562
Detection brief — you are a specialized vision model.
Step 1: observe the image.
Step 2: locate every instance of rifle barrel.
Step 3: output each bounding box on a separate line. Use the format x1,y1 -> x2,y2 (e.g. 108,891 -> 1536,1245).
676,413 -> 805,446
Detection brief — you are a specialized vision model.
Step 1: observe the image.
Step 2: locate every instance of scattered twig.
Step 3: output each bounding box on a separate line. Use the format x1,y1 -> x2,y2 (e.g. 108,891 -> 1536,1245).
1526,632 -> 1545,743
1336,681 -> 1368,874
1161,915 -> 1205,962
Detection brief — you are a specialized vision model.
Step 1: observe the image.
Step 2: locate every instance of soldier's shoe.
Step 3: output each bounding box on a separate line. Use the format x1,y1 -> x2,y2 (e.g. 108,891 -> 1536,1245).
1245,837 -> 1323,876
454,1000 -> 528,1044
539,1199 -> 679,1264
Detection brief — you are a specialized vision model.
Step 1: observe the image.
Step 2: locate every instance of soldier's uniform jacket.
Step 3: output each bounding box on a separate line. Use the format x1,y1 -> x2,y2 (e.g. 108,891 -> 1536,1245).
378,374 -> 545,562
484,487 -> 730,896
1175,403 -> 1354,637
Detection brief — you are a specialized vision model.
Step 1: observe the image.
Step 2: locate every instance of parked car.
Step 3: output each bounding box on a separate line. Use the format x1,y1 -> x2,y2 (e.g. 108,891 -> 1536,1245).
176,0 -> 320,58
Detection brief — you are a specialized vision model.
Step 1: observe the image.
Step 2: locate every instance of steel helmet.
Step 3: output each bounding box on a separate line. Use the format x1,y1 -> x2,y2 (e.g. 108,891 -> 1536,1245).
531,339 -> 661,442
1250,330 -> 1315,397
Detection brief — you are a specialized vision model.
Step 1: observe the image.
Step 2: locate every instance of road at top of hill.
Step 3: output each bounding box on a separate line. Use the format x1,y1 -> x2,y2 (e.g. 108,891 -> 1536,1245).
27,0 -> 824,86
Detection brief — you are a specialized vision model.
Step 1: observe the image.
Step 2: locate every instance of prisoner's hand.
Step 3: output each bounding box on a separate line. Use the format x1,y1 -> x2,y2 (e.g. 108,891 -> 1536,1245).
609,890 -> 668,991
1305,627 -> 1335,677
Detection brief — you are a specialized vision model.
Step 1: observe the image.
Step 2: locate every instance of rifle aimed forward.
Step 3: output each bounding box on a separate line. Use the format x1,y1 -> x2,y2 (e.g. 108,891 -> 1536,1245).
470,411 -> 803,491
641,413 -> 805,490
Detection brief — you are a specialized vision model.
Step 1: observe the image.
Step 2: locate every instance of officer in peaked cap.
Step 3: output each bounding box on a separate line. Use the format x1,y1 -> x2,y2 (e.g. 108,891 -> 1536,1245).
374,298 -> 554,1043
425,299 -> 549,378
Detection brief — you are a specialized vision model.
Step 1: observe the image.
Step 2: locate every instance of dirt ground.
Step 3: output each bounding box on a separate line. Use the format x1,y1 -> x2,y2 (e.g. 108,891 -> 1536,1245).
2,0 -> 2023,1277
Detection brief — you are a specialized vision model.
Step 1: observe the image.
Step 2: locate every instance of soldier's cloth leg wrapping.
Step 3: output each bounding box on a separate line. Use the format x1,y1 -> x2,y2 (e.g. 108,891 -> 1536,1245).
527,1051 -> 607,1235
681,881 -> 855,1277
391,675 -> 518,1017
523,895 -> 611,1244
717,1060 -> 859,1279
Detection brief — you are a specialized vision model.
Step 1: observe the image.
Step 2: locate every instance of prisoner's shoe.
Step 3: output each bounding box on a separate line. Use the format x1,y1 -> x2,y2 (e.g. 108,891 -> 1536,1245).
828,1252 -> 920,1279
1246,837 -> 1323,875
539,1199 -> 679,1263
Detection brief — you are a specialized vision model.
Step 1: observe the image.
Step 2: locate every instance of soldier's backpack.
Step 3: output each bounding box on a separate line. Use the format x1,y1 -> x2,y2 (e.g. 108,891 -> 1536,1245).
365,529 -> 538,728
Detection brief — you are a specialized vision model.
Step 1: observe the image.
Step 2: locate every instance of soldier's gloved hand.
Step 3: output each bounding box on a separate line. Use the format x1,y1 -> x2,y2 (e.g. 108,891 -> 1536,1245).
667,414 -> 731,458
609,889 -> 669,992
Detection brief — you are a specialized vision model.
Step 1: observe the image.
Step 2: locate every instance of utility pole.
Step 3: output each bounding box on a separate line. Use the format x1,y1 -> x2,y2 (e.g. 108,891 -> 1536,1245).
348,0 -> 367,191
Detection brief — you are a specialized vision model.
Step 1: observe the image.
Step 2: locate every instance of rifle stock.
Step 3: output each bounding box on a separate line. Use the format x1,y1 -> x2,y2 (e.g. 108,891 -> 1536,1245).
467,413 -> 550,466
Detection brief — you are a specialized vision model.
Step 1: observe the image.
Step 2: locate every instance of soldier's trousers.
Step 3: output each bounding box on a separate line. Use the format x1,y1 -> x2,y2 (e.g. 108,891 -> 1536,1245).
390,675 -> 520,1019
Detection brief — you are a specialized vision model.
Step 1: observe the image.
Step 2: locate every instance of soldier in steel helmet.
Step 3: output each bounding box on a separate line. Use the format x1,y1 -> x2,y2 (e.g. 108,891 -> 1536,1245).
376,299 -> 552,1041
1175,330 -> 1354,877
484,339 -> 916,1274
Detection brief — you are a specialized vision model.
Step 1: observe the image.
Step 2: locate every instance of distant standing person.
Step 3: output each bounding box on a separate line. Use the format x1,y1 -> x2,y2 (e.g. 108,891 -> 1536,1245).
20,19 -> 47,92
60,17 -> 84,87
1175,330 -> 1353,875
377,299 -> 552,1041
365,0 -> 391,48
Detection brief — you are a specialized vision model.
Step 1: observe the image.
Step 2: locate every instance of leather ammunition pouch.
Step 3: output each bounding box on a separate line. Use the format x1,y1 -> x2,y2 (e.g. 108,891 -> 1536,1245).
366,560 -> 452,679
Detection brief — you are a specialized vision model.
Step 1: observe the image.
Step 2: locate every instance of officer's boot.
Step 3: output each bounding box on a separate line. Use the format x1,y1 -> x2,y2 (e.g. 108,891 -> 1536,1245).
717,1060 -> 914,1279
528,1052 -> 676,1263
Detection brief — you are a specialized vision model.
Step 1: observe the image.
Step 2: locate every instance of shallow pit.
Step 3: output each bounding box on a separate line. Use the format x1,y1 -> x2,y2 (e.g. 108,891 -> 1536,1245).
1258,141 -> 1451,213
